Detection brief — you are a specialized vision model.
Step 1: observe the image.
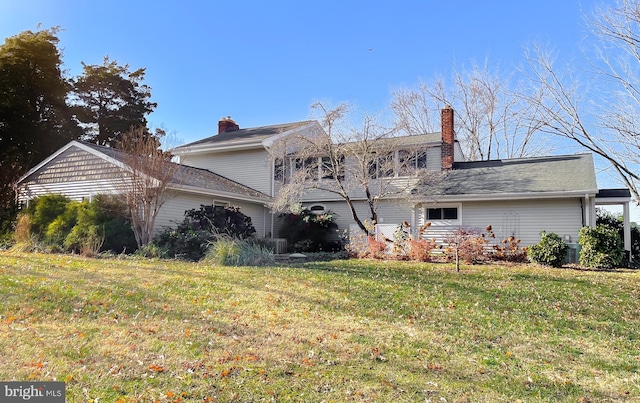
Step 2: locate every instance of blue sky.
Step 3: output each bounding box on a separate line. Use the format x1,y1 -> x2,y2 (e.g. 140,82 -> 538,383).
2,0 -> 638,222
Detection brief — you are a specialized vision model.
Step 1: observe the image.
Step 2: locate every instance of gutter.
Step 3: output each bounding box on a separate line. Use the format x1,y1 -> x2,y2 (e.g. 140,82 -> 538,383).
415,190 -> 600,203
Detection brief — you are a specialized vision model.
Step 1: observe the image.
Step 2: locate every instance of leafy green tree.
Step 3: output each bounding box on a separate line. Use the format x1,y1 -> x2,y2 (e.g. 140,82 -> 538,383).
0,28 -> 80,223
71,57 -> 156,146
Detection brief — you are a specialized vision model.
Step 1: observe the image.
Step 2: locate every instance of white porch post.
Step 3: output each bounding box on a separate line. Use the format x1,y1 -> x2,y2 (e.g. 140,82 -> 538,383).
411,204 -> 417,238
623,201 -> 631,258
585,194 -> 592,227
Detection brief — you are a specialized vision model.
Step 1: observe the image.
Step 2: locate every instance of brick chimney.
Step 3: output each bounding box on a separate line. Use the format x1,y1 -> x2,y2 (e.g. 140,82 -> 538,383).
441,106 -> 454,170
218,116 -> 239,134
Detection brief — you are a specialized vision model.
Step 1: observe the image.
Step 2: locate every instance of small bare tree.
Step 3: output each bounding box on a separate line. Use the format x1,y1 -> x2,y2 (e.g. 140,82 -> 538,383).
269,102 -> 446,234
117,126 -> 177,247
525,0 -> 640,203
391,61 -> 548,161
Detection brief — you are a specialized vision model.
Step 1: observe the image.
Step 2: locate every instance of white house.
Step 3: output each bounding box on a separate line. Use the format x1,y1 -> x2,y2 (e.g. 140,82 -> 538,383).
16,108 -> 633,256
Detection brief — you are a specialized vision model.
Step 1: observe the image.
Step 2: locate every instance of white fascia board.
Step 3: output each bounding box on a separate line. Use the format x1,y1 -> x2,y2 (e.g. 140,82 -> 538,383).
416,190 -> 599,203
17,141 -> 77,184
595,197 -> 632,205
168,184 -> 271,204
172,142 -> 265,156
261,121 -> 323,149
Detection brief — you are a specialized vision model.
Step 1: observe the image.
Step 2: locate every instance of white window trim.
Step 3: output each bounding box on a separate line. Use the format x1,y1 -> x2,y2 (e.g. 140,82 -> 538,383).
307,204 -> 327,215
422,203 -> 462,226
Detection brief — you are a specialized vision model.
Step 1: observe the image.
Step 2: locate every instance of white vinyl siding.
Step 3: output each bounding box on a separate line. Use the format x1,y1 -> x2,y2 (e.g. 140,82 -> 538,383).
180,149 -> 271,194
156,192 -> 270,238
461,199 -> 583,246
426,147 -> 443,171
276,200 -> 413,240
419,198 -> 584,246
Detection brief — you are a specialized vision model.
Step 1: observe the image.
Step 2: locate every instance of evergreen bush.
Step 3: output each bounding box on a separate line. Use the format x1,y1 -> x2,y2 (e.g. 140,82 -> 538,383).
527,231 -> 568,267
278,206 -> 338,252
579,225 -> 624,269
153,204 -> 256,261
16,194 -> 136,254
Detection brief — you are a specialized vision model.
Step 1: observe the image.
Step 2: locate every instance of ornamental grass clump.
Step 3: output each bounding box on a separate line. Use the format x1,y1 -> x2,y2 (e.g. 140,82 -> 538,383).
205,237 -> 275,266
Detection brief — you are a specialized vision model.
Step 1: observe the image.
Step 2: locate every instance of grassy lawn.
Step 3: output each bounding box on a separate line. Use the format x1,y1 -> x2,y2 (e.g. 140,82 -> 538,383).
0,252 -> 639,402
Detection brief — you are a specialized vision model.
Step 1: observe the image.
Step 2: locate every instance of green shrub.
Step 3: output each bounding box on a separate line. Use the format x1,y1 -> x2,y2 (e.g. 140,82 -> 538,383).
596,208 -> 638,267
91,195 -> 137,253
46,201 -> 81,246
0,203 -> 18,245
278,207 -> 338,252
185,205 -> 256,239
579,225 -> 624,269
154,204 -> 256,261
18,194 -> 136,254
527,231 -> 568,267
27,194 -> 71,236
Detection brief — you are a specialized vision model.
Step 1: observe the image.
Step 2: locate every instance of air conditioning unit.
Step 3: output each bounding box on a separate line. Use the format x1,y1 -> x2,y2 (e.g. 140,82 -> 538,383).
565,243 -> 581,264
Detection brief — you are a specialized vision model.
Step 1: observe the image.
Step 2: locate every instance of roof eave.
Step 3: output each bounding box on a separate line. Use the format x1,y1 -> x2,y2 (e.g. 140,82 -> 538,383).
168,184 -> 271,204
416,189 -> 599,203
172,141 -> 266,156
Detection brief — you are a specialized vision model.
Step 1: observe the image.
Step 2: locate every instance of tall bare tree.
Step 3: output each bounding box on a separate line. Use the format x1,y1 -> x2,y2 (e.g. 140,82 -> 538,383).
525,0 -> 640,204
117,126 -> 177,247
269,102 -> 445,234
391,62 -> 547,161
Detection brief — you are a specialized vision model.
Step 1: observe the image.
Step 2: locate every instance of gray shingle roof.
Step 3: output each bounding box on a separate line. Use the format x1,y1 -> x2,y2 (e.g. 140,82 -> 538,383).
430,153 -> 598,196
174,121 -> 315,150
79,141 -> 269,200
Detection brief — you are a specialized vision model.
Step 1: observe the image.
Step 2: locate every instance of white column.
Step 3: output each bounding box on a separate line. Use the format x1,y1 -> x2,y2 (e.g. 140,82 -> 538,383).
623,201 -> 632,257
410,204 -> 417,238
584,194 -> 591,227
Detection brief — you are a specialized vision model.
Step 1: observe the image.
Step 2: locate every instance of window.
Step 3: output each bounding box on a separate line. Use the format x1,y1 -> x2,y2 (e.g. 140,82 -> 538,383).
321,155 -> 345,180
292,157 -> 319,181
213,200 -> 230,208
369,152 -> 394,178
277,155 -> 344,182
399,149 -> 427,175
321,156 -> 333,180
309,204 -> 326,215
427,207 -> 458,220
274,158 -> 284,182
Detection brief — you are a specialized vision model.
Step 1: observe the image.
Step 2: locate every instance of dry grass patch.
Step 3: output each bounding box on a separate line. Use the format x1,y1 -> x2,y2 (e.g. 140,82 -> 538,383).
0,252 -> 639,402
